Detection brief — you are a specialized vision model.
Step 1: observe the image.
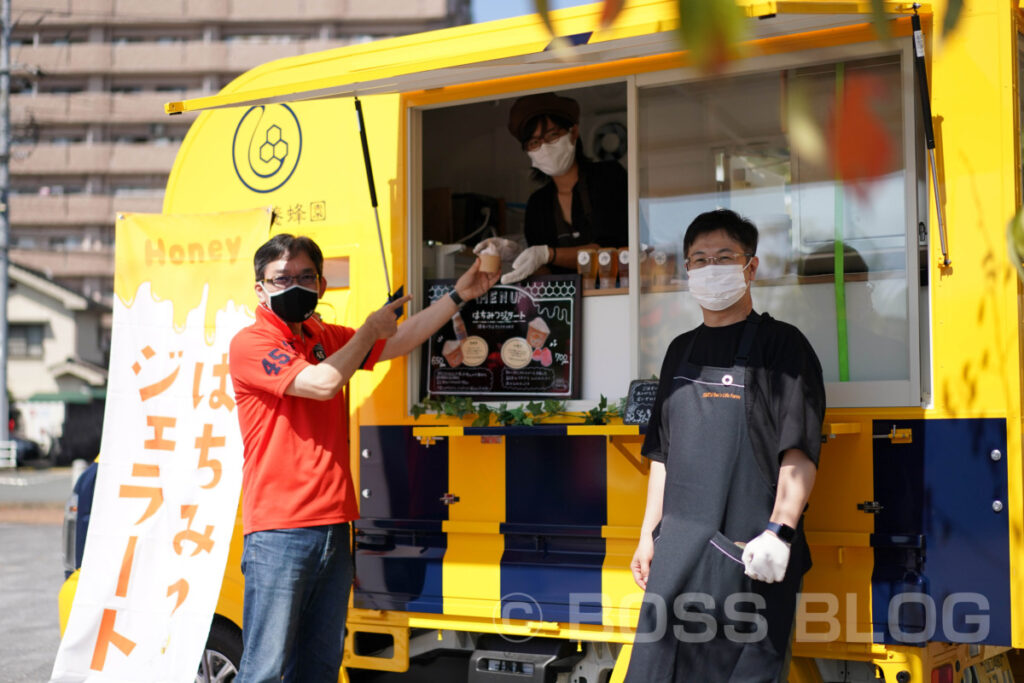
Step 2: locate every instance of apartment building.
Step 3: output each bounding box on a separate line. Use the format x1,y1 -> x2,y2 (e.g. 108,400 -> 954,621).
8,0 -> 470,309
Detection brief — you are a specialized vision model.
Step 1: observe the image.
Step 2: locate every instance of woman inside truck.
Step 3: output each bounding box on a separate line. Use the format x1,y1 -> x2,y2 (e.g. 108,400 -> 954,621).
475,92 -> 627,284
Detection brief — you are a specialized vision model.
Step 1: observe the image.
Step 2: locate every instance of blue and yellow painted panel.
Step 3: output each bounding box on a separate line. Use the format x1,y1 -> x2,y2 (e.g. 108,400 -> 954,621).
354,416 -> 1014,654
501,434 -> 607,625
604,435 -> 648,631
871,418 -> 1010,646
443,434 -> 505,619
355,427 -> 645,629
355,426 -> 449,614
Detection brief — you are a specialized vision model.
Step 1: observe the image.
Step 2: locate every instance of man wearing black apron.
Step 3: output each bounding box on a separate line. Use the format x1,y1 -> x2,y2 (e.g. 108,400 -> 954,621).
625,209 -> 825,682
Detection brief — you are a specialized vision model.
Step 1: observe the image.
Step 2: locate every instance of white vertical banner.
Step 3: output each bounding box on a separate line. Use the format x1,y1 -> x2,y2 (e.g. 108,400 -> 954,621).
51,208 -> 272,682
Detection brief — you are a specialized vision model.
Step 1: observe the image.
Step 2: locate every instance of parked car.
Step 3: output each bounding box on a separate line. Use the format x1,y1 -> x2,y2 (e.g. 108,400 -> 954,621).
5,405 -> 45,467
13,436 -> 41,466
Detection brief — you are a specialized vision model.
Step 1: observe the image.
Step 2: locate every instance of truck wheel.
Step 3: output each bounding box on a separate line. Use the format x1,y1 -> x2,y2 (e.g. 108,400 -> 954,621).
196,618 -> 242,682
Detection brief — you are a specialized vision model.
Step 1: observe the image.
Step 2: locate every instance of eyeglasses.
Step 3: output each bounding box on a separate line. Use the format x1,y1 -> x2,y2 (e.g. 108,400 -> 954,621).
261,273 -> 319,289
684,252 -> 753,270
523,127 -> 568,152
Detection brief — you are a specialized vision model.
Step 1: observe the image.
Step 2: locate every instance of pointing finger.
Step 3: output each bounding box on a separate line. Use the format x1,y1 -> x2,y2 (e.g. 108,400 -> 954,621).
385,295 -> 412,310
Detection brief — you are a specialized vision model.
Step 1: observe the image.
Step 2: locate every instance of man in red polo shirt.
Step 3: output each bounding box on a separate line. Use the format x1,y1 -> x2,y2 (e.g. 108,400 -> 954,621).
229,233 -> 498,683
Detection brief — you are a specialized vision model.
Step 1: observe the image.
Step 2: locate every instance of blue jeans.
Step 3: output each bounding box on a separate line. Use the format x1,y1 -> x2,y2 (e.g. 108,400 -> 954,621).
237,523 -> 352,683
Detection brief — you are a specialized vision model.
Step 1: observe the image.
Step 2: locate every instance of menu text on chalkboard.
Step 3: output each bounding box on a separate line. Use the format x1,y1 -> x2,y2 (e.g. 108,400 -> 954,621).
623,379 -> 659,425
423,275 -> 582,399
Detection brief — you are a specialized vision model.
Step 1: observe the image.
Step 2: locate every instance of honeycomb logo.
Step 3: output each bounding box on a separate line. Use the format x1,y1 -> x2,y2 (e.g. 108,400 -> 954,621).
232,104 -> 302,193
259,125 -> 288,164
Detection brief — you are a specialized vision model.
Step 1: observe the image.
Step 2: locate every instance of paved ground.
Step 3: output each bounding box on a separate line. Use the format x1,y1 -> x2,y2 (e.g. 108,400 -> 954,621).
0,465 -> 76,682
0,516 -> 65,682
0,464 -> 74,511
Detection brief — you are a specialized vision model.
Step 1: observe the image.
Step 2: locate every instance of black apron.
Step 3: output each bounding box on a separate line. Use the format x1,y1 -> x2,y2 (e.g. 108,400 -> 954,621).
624,313 -> 804,682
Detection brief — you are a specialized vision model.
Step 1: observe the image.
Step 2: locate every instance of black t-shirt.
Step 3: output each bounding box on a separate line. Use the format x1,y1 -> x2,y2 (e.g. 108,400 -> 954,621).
642,312 -> 826,480
524,160 -> 627,251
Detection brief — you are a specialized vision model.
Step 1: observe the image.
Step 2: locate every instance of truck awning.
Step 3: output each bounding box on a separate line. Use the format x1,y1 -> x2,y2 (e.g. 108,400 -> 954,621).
165,1 -> 927,115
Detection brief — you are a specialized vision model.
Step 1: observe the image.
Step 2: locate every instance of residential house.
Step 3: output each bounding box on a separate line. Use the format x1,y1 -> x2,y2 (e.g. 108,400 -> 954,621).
8,262 -> 109,462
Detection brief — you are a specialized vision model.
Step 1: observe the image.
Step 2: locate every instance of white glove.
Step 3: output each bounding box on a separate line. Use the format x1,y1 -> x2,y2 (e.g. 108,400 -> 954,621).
741,529 -> 790,583
473,237 -> 521,263
501,245 -> 552,285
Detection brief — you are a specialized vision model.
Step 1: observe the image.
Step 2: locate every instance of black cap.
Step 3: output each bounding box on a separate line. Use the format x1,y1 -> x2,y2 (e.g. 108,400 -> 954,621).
507,93 -> 580,140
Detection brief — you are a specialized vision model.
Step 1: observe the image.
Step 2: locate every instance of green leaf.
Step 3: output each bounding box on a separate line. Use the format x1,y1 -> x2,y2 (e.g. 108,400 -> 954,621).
582,395 -> 609,426
676,0 -> 746,74
411,404 -> 425,420
1007,207 -> 1024,283
454,397 -> 476,419
942,0 -> 963,38
472,406 -> 491,428
543,399 -> 566,415
868,0 -> 890,40
532,0 -> 556,36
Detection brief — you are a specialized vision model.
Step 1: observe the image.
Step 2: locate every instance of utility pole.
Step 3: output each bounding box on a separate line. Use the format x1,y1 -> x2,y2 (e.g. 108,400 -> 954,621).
0,0 -> 11,444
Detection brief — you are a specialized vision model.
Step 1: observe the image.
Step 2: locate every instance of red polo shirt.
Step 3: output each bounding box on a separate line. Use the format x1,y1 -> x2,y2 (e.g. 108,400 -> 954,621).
229,305 -> 385,535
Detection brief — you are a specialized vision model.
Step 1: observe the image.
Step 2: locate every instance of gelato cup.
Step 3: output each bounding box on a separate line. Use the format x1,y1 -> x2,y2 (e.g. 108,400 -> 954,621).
526,316 -> 551,350
442,339 -> 464,368
479,244 -> 502,274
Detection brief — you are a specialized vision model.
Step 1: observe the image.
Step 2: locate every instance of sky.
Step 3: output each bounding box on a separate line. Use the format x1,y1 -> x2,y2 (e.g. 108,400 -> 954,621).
470,0 -> 591,24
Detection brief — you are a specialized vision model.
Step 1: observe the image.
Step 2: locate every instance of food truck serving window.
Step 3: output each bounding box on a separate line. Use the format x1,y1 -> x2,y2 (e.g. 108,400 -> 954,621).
636,46 -> 926,408
411,41 -> 927,410
416,83 -> 630,404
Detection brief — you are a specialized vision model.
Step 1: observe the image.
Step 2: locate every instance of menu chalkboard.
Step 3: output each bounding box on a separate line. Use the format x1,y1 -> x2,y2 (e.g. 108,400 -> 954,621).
623,379 -> 659,425
423,275 -> 582,399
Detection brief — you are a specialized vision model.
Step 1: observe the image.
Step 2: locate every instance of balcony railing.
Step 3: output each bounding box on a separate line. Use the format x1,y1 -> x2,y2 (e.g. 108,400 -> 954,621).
10,247 -> 116,278
15,38 -> 354,75
19,0 -> 449,25
12,142 -> 180,175
11,193 -> 164,225
13,91 -> 204,124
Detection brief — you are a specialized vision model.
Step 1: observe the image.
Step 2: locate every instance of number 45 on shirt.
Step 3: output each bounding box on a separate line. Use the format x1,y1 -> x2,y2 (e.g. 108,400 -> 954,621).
262,348 -> 292,376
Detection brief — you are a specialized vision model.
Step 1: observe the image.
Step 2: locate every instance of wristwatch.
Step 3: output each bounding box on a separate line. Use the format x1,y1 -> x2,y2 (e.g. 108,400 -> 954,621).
448,289 -> 465,309
765,521 -> 796,543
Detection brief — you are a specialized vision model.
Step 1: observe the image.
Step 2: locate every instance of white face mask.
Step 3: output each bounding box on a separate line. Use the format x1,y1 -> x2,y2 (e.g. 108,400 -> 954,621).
687,262 -> 751,311
527,133 -> 576,177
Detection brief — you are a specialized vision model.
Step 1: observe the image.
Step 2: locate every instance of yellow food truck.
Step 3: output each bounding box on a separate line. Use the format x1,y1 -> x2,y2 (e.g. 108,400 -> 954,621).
59,0 -> 1024,680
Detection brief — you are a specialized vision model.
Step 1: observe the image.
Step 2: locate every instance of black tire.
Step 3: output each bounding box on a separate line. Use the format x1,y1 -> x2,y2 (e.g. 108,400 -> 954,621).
196,618 -> 243,683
